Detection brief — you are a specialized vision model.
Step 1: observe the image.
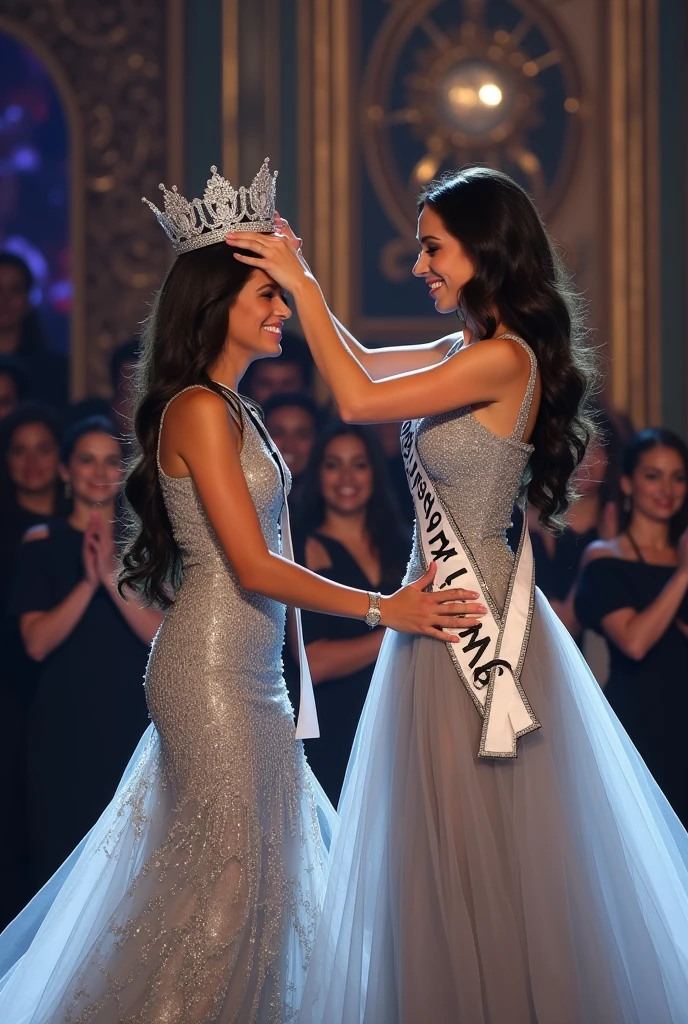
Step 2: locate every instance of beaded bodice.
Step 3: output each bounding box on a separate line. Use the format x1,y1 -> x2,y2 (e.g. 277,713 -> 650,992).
404,335 -> 536,609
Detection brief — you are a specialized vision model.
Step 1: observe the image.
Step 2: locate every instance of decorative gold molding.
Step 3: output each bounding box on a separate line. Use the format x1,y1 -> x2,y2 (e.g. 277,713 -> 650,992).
297,0 -> 352,322
222,0 -> 240,185
607,0 -> 661,427
0,1 -> 185,400
222,0 -> 281,186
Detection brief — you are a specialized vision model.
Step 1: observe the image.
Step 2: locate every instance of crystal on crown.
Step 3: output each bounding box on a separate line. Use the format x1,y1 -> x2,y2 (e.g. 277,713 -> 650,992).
141,159 -> 277,255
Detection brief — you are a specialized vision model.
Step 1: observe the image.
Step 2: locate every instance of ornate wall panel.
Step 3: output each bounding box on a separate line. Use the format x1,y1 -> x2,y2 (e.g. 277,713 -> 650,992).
0,0 -> 183,399
295,0 -> 661,425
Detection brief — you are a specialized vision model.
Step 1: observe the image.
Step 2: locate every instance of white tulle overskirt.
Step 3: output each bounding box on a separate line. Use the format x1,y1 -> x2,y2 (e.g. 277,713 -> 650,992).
299,592 -> 688,1023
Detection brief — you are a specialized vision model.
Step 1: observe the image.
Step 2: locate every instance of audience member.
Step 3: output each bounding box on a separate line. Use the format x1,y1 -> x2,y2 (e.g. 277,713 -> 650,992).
0,354 -> 29,420
240,330 -> 313,405
264,393 -> 322,509
0,253 -> 68,412
295,423 -> 409,804
0,402 -> 68,926
575,428 -> 688,826
9,416 -> 162,889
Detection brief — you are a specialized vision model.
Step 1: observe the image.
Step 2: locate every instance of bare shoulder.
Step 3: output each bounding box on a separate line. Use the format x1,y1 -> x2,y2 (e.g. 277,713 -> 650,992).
304,535 -> 333,573
165,387 -> 241,438
457,336 -> 527,377
22,524 -> 50,543
581,537 -> 625,568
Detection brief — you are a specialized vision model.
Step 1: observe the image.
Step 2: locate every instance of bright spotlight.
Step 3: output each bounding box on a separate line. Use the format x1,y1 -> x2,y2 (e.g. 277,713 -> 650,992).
478,83 -> 502,107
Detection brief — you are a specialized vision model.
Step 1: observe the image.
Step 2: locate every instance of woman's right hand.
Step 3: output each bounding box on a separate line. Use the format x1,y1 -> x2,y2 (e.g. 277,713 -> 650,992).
379,563 -> 486,643
82,515 -> 100,588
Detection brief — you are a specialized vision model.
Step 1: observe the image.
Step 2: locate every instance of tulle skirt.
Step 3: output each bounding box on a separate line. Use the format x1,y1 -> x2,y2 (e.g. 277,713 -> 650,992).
0,724 -> 335,1023
298,591 -> 688,1023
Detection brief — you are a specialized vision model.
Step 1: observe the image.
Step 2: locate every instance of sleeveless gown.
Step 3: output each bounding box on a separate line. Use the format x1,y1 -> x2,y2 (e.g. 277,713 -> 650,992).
299,338 -> 688,1023
0,387 -> 336,1023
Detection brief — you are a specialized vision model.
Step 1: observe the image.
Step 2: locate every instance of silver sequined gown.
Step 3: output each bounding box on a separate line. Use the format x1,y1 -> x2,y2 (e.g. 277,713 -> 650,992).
0,388 -> 335,1023
300,338 -> 688,1024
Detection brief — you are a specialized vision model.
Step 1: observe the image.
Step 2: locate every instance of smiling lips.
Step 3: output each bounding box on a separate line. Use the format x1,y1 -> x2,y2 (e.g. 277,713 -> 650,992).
428,279 -> 443,294
263,324 -> 282,335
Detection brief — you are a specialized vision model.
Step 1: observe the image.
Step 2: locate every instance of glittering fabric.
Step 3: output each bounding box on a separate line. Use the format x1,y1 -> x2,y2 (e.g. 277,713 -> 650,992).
405,334 -> 535,609
2,386 -> 334,1024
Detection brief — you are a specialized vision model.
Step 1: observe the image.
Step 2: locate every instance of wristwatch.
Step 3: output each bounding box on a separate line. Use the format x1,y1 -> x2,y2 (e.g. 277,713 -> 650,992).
364,591 -> 382,629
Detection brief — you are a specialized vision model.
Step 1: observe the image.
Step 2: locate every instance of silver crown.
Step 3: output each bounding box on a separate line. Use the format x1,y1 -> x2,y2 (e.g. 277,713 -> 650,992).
142,159 -> 277,255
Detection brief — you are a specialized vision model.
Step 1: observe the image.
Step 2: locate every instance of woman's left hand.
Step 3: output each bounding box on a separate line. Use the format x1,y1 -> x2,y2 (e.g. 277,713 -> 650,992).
225,230 -> 311,294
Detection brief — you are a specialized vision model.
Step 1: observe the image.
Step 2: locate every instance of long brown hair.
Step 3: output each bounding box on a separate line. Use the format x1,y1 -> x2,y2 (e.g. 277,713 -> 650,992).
419,166 -> 597,531
119,241 -> 260,607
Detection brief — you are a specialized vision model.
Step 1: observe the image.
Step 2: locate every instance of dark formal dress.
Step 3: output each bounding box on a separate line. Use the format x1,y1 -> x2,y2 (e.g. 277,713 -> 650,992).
509,505 -> 596,601
575,556 -> 688,826
8,520 -> 151,888
299,533 -> 404,805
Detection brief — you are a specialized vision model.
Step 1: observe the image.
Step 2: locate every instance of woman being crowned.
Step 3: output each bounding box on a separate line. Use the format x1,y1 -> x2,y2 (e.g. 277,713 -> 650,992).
0,163 -> 473,1023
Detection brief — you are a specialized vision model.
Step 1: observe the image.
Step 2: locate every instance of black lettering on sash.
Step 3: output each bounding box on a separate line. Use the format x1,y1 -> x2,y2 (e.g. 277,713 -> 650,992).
459,625 -> 491,669
439,568 -> 468,589
413,471 -> 422,492
417,479 -> 426,499
401,421 -> 412,438
429,530 -> 458,562
405,458 -> 417,480
423,491 -> 435,518
428,510 -> 442,532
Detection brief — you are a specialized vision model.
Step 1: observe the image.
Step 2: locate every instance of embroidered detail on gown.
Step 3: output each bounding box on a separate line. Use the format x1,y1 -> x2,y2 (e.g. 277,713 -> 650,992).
0,387 -> 335,1023
299,338 -> 688,1024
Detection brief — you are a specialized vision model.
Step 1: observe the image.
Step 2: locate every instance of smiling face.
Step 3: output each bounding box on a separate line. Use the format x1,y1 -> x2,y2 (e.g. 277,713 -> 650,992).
7,422 -> 60,496
226,267 -> 292,363
622,445 -> 687,525
319,433 -> 375,517
61,431 -> 123,508
266,405 -> 317,478
412,205 -> 475,314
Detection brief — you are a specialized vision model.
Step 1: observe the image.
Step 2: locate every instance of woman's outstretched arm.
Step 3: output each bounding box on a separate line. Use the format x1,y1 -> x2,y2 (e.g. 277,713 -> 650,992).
162,388 -> 485,642
228,231 -> 527,424
275,214 -> 458,379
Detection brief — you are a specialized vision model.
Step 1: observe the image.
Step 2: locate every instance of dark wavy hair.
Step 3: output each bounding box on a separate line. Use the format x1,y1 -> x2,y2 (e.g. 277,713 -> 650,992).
620,428 -> 688,545
119,241 -> 262,607
419,166 -> 596,531
295,422 -> 409,585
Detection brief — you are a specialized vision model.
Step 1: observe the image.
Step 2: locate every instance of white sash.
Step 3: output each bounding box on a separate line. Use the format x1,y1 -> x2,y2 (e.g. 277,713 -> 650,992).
220,386 -> 320,740
400,419 -> 540,757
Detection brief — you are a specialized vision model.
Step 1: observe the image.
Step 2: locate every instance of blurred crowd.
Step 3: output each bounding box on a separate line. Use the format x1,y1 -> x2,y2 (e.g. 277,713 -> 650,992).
2,249 -> 688,929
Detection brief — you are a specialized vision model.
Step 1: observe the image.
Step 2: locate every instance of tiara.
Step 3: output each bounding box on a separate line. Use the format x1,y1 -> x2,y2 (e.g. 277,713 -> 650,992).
142,159 -> 277,255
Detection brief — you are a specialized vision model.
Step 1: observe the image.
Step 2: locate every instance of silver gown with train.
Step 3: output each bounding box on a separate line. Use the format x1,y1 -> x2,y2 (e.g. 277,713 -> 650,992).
0,387 -> 335,1023
299,338 -> 688,1023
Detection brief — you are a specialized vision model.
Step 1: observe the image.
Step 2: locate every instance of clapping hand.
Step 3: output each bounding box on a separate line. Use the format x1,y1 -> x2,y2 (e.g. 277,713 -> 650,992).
82,511 -> 116,588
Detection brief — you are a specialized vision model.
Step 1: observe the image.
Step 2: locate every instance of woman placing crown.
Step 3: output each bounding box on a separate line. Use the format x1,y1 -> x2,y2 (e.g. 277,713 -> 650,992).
0,163 -> 477,1023
228,167 -> 688,1023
